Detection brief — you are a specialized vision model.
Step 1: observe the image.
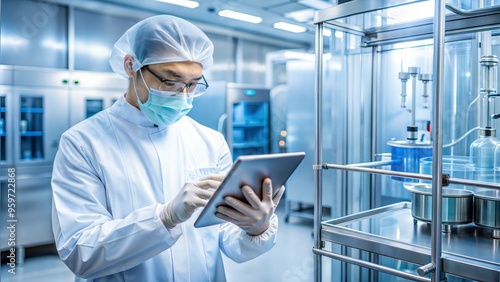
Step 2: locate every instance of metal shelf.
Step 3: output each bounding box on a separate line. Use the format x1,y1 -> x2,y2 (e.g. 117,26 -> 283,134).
321,202 -> 500,281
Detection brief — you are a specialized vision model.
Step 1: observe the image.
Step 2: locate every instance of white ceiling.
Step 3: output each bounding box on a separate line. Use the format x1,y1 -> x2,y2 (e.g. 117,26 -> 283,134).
84,0 -> 340,48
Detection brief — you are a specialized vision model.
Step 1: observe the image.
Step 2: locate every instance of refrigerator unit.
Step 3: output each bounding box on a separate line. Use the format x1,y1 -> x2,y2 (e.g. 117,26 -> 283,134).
226,83 -> 270,160
188,82 -> 271,160
1,66 -> 70,252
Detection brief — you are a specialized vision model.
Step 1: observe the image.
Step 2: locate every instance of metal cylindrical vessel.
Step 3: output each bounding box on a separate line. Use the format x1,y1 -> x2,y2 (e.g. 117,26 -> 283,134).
474,190 -> 500,238
405,184 -> 473,225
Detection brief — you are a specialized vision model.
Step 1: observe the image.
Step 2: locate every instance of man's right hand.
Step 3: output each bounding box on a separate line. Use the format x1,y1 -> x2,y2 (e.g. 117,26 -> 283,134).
160,174 -> 224,229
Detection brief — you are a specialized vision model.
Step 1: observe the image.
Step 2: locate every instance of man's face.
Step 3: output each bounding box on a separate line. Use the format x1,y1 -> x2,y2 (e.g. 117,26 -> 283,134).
136,61 -> 204,103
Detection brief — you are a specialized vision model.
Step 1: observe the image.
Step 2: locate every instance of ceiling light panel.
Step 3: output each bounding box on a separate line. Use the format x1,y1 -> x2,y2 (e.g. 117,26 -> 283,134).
218,9 -> 263,24
273,22 -> 307,33
155,0 -> 199,9
284,8 -> 315,23
298,0 -> 333,10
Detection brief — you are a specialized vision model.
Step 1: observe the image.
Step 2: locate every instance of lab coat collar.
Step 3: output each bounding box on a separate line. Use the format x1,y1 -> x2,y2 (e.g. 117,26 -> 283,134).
110,95 -> 167,128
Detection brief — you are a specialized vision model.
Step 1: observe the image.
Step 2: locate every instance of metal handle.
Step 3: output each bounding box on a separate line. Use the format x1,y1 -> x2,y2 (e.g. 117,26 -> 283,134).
323,162 -> 500,190
313,248 -> 431,282
217,113 -> 228,134
445,2 -> 500,16
323,163 -> 435,182
345,160 -> 395,168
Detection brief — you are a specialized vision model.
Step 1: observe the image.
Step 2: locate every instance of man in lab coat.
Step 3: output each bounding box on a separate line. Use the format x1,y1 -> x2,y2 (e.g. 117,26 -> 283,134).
51,15 -> 284,281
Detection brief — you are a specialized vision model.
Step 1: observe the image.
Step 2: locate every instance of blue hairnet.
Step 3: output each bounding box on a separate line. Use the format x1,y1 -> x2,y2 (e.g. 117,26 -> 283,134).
109,15 -> 214,78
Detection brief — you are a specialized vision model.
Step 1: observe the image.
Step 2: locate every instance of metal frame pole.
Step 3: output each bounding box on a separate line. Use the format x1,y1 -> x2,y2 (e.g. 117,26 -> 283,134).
431,0 -> 446,281
313,22 -> 324,282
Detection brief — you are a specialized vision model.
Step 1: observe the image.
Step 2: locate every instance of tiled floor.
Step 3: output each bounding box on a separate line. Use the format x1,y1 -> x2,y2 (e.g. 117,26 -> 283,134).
1,205 -> 321,282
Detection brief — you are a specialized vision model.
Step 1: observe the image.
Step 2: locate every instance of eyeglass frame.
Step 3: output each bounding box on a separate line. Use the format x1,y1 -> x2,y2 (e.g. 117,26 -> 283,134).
143,65 -> 209,97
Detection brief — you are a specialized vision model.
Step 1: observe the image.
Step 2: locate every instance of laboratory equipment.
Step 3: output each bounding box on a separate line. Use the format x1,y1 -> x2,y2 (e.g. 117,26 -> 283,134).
468,127 -> 498,184
469,56 -> 499,184
404,183 -> 473,232
480,55 -> 497,96
226,84 -> 270,160
388,140 -> 432,182
312,1 -> 500,282
0,93 -> 6,162
398,71 -> 410,108
419,155 -> 473,190
388,66 -> 433,181
1,67 -> 69,255
473,190 -> 500,238
188,82 -> 273,160
418,73 -> 432,109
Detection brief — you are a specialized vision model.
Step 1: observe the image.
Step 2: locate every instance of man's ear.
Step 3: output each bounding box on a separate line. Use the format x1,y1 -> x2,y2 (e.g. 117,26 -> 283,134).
124,55 -> 136,78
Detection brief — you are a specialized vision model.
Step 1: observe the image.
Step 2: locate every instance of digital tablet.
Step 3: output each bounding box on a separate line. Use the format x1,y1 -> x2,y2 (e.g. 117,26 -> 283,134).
194,152 -> 306,228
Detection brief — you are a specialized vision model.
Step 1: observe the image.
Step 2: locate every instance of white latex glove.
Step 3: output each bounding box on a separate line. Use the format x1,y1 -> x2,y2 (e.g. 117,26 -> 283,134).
161,174 -> 224,229
215,178 -> 285,236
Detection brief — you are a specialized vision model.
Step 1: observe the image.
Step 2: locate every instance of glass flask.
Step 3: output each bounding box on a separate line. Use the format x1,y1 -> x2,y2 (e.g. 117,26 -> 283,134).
494,142 -> 500,183
469,128 -> 498,186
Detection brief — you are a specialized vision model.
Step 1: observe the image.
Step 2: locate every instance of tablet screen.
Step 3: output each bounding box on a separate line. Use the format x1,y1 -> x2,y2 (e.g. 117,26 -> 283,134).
194,152 -> 306,228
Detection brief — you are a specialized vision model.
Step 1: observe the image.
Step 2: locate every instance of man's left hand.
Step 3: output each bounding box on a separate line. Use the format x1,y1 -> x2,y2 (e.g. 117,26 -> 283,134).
215,178 -> 285,236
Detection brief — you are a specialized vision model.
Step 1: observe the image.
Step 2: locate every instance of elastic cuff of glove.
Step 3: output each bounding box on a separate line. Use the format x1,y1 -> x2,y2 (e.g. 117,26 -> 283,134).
246,222 -> 270,236
246,214 -> 278,239
160,202 -> 178,230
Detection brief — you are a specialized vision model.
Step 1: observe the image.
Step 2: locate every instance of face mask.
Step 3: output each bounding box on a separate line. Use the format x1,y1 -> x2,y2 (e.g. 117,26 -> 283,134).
134,71 -> 193,127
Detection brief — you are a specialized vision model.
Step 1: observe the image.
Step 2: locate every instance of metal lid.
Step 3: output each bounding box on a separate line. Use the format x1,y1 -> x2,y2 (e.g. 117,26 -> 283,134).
399,72 -> 410,80
480,55 -> 498,66
418,73 -> 432,81
408,66 -> 420,75
480,127 -> 496,137
474,190 -> 500,201
403,184 -> 473,197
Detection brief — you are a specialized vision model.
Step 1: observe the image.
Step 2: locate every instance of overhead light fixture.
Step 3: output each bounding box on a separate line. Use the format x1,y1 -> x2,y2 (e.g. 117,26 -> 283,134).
218,9 -> 262,24
284,9 -> 315,23
273,22 -> 307,33
155,0 -> 199,9
322,29 -> 331,37
298,0 -> 333,10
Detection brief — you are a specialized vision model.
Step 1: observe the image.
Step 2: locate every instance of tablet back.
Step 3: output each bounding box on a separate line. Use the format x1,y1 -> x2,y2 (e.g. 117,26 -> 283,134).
194,152 -> 306,228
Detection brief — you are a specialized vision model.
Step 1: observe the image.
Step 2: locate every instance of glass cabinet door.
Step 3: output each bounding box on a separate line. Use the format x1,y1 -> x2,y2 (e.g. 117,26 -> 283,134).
0,95 -> 6,162
86,98 -> 104,118
19,96 -> 44,160
231,101 -> 270,159
15,87 -> 69,165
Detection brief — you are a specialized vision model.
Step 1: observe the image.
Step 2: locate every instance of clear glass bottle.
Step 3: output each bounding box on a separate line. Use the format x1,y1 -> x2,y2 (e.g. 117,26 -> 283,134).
494,140 -> 500,183
469,128 -> 498,186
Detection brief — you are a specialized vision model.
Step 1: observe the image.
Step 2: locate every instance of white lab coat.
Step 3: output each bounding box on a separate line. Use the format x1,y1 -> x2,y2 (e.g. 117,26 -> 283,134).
51,95 -> 278,281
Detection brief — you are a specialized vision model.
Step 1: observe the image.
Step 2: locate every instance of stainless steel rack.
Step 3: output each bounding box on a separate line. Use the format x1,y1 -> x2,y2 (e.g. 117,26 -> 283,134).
312,1 -> 500,281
